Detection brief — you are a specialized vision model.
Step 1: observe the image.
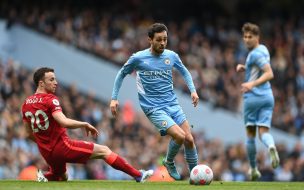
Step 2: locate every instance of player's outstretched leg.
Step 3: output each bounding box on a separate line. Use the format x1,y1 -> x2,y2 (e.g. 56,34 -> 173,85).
104,151 -> 154,182
135,169 -> 154,183
269,146 -> 280,169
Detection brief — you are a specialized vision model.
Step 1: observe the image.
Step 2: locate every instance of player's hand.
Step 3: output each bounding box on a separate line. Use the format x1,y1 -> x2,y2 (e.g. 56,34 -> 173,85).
241,81 -> 254,93
110,100 -> 119,118
191,92 -> 199,107
236,64 -> 246,72
84,123 -> 99,137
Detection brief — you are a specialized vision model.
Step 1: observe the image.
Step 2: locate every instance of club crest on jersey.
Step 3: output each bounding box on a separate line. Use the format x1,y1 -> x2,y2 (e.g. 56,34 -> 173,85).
164,58 -> 170,65
52,99 -> 60,106
161,120 -> 168,127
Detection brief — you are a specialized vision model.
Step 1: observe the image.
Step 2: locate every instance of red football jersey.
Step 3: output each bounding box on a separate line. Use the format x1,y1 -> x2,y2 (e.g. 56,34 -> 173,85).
21,93 -> 68,152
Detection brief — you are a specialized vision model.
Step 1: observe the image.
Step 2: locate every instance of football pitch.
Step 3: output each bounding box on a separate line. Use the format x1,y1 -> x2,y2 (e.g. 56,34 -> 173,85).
0,180 -> 302,190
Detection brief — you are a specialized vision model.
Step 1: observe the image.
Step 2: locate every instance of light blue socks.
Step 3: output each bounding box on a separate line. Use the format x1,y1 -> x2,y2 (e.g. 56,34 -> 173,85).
166,139 -> 182,162
184,146 -> 198,172
260,132 -> 275,148
246,138 -> 257,168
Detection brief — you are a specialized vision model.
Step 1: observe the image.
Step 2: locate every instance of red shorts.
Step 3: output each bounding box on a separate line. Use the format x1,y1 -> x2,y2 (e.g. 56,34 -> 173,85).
40,135 -> 94,176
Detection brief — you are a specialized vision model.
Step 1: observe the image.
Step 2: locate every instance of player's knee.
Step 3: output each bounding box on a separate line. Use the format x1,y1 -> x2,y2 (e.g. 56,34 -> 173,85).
258,126 -> 269,139
184,134 -> 194,147
96,145 -> 110,154
92,144 -> 112,159
101,145 -> 112,156
185,134 -> 194,143
258,126 -> 269,133
175,131 -> 186,144
246,125 -> 256,137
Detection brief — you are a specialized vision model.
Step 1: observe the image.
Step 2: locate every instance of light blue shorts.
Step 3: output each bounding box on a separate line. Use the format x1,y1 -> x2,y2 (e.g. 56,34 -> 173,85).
146,104 -> 186,136
243,95 -> 274,128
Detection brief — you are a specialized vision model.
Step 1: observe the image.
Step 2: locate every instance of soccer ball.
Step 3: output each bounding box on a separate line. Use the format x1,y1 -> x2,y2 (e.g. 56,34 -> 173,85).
190,164 -> 213,185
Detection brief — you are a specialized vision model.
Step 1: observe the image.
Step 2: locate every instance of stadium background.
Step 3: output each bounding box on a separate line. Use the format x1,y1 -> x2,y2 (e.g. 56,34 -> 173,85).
0,0 -> 304,182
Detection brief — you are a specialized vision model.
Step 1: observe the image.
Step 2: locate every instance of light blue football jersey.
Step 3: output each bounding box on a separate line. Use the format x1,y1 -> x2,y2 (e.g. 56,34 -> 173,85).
112,48 -> 196,114
244,44 -> 273,98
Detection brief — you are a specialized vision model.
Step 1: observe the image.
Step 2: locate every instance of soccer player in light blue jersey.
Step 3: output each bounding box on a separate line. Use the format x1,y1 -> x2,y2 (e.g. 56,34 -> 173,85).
236,22 -> 280,181
110,23 -> 199,180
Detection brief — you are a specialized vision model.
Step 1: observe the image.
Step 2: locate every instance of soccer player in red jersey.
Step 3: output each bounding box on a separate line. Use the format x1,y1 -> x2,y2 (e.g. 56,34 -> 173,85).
21,67 -> 153,182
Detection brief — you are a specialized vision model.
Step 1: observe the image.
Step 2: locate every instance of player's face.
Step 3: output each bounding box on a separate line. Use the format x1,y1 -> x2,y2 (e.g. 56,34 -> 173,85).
149,31 -> 167,55
40,72 -> 58,93
243,32 -> 259,50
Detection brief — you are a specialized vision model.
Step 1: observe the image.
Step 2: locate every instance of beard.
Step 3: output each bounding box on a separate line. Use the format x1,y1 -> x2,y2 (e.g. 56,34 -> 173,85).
153,46 -> 165,54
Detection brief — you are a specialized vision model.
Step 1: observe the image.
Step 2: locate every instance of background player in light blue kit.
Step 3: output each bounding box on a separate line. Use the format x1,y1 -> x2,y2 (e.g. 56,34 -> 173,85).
110,23 -> 199,180
236,22 -> 280,181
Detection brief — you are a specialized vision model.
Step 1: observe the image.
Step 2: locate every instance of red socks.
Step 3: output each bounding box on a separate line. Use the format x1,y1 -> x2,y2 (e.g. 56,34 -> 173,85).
105,152 -> 141,178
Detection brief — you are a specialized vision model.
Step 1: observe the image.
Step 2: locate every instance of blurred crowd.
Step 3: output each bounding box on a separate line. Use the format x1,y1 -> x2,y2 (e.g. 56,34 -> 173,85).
0,0 -> 304,182
0,57 -> 304,181
1,0 -> 304,136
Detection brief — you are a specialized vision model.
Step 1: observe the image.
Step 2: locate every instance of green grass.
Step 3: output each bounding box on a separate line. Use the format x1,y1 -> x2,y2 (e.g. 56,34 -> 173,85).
0,180 -> 302,190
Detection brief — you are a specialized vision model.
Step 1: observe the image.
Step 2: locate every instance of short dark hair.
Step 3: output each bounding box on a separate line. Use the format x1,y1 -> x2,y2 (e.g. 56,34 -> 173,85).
33,67 -> 54,87
242,22 -> 260,36
147,23 -> 168,39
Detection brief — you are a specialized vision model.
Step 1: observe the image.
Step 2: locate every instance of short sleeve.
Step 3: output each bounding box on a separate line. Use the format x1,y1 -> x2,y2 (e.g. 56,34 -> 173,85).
253,51 -> 270,69
121,54 -> 139,74
48,97 -> 62,114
